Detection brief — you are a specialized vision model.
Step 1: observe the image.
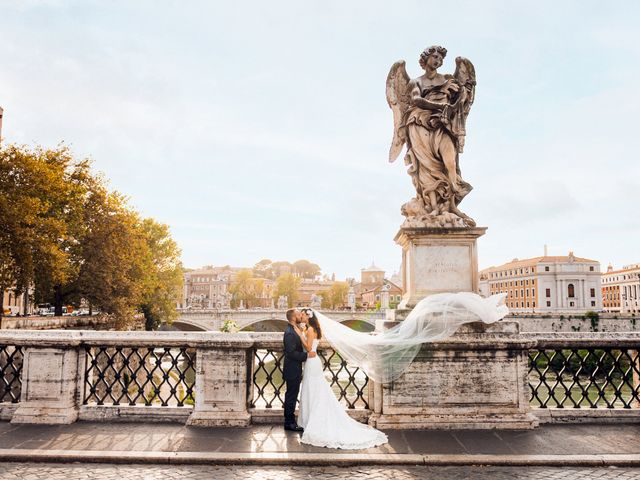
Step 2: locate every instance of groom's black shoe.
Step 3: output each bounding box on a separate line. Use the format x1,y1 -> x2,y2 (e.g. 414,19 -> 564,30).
284,423 -> 304,432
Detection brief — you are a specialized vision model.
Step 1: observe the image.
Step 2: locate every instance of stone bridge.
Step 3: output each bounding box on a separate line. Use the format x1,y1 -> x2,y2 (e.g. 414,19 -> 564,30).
171,309 -> 385,332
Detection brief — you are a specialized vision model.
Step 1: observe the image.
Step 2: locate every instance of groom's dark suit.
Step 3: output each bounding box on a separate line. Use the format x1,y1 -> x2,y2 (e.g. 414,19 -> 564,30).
283,323 -> 307,427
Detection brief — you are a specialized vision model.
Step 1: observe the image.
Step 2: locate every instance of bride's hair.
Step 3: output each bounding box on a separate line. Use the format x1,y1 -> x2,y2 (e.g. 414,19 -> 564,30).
304,309 -> 322,340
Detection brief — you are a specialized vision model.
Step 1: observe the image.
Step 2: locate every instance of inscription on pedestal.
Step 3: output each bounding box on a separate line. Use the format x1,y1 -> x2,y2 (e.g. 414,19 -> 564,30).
26,351 -> 63,401
396,227 -> 486,309
200,350 -> 245,408
415,245 -> 472,292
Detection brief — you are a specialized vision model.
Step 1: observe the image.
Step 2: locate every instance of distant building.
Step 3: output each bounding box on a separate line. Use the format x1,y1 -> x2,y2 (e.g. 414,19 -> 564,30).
2,286 -> 34,316
479,252 -> 602,314
0,106 -> 4,143
182,266 -> 239,309
602,263 -> 640,313
295,278 -> 334,307
351,262 -> 402,309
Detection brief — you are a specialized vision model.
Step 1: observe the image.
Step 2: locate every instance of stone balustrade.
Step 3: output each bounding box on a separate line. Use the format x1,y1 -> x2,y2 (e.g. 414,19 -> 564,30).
0,328 -> 639,427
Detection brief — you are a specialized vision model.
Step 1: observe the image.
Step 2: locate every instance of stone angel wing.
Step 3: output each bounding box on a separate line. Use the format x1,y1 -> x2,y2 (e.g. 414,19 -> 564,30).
451,57 -> 477,153
386,60 -> 411,163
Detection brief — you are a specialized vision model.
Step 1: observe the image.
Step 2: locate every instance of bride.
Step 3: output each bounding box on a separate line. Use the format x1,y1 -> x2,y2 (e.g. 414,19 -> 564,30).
292,309 -> 388,449
289,291 -> 508,450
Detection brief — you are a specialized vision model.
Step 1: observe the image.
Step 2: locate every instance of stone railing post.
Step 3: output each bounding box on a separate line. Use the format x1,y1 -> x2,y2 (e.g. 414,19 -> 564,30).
186,335 -> 254,427
11,333 -> 82,424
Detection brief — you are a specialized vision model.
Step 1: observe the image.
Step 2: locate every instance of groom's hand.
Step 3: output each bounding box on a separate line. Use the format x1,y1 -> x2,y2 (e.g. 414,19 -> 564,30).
308,352 -> 317,358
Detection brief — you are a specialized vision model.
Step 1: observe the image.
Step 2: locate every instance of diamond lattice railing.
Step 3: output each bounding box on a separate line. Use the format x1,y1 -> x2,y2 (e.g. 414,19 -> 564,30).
0,345 -> 23,403
250,347 -> 369,410
83,346 -> 195,407
529,347 -> 640,408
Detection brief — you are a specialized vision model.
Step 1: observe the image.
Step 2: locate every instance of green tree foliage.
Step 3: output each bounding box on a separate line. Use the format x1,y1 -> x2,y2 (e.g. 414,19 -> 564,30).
253,259 -> 274,279
320,281 -> 349,309
254,259 -> 321,281
273,272 -> 301,308
0,143 -> 183,329
229,269 -> 265,309
292,259 -> 321,279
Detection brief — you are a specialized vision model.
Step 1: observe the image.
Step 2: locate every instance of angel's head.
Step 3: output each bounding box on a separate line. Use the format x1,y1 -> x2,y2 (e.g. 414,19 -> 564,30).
419,45 -> 447,71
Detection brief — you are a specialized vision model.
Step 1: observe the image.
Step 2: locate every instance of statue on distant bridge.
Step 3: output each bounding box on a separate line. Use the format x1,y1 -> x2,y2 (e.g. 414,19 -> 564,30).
387,45 -> 477,228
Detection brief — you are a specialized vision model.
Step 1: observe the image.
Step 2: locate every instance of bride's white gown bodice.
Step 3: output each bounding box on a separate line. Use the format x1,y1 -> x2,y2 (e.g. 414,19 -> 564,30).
298,338 -> 388,449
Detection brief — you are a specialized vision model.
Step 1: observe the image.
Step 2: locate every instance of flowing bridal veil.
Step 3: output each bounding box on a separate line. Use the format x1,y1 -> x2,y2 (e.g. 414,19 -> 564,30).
313,292 -> 509,383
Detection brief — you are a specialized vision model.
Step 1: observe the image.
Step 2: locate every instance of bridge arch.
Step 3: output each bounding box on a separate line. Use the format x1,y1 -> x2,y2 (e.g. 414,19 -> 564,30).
240,319 -> 289,332
164,321 -> 208,332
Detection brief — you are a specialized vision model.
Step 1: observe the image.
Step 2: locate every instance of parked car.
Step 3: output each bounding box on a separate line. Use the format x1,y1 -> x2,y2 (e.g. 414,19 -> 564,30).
37,303 -> 54,316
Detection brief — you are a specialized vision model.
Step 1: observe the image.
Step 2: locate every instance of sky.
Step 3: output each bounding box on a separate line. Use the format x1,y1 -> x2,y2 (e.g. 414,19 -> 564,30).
1,1 -> 639,280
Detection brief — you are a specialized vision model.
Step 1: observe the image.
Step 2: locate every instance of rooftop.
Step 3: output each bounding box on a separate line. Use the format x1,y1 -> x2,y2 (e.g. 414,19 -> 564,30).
362,261 -> 384,272
481,254 -> 599,273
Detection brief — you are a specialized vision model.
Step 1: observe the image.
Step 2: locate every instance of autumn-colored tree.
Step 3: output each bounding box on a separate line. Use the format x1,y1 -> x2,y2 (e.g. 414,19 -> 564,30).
0,144 -> 84,325
273,272 -> 301,308
229,269 -> 265,309
320,281 -> 349,309
137,219 -> 183,330
0,143 -> 183,329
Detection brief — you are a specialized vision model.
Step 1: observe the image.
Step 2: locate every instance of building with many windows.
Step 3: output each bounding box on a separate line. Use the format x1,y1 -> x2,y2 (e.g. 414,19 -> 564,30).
479,252 -> 602,313
602,263 -> 640,313
181,266 -> 239,309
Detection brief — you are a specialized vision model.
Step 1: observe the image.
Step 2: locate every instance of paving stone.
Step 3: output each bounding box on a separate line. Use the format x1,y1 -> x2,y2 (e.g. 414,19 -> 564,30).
0,464 -> 639,480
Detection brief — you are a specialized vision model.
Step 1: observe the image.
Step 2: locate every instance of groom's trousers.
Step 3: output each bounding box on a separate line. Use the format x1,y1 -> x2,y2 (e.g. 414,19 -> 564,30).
284,377 -> 301,426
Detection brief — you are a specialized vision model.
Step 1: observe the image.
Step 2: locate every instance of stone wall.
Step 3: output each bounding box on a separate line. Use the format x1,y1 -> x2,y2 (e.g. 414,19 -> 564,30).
512,314 -> 639,333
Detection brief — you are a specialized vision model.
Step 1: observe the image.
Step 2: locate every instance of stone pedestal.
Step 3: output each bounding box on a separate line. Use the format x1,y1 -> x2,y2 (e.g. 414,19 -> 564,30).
370,321 -> 538,429
11,347 -> 80,424
396,227 -> 486,310
186,343 -> 253,427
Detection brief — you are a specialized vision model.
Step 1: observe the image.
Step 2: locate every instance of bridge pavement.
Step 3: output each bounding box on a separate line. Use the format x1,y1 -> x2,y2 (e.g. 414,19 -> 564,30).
0,422 -> 638,467
1,463 -> 638,479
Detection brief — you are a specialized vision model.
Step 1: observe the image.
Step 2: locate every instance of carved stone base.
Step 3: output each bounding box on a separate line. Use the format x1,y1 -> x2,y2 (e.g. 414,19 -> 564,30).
11,405 -> 78,425
395,226 -> 486,309
371,322 -> 538,430
370,411 -> 538,430
186,411 -> 251,427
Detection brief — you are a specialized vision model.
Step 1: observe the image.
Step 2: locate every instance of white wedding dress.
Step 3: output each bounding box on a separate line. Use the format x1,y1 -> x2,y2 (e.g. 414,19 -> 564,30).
298,338 -> 388,449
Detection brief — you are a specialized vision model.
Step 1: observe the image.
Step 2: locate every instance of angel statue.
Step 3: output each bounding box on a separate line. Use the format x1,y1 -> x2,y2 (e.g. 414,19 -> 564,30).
387,45 -> 477,228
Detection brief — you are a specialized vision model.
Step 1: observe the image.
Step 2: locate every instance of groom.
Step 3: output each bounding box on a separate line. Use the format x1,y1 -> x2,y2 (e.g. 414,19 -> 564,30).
283,308 -> 316,431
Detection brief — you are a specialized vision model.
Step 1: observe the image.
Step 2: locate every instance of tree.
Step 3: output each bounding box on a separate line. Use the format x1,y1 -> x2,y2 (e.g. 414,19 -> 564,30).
229,270 -> 265,309
292,259 -> 321,279
253,259 -> 273,279
273,272 -> 301,308
0,144 -> 83,325
271,261 -> 293,279
138,219 -> 184,331
0,143 -> 184,329
321,282 -> 349,309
